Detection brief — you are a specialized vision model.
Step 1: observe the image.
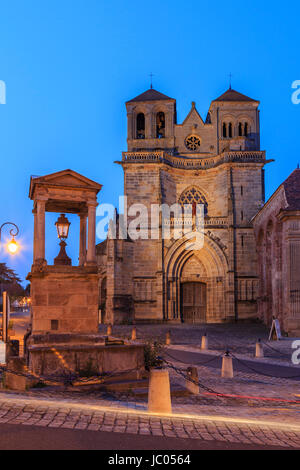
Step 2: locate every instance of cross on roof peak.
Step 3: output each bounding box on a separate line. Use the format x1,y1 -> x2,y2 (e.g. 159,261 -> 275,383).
149,72 -> 154,89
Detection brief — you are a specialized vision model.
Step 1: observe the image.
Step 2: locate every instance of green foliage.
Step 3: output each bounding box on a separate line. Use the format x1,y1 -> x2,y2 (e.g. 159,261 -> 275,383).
144,340 -> 164,371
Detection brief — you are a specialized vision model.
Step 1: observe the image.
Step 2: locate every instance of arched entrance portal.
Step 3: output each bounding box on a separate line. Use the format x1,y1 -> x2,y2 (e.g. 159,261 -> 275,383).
164,233 -> 229,323
180,281 -> 207,323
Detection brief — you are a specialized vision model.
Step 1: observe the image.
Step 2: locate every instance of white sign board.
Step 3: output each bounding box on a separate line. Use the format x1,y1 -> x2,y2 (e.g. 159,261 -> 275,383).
268,319 -> 282,341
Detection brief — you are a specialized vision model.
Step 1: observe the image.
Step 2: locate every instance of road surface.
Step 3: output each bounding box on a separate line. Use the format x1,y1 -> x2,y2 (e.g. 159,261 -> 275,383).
0,423 -> 288,450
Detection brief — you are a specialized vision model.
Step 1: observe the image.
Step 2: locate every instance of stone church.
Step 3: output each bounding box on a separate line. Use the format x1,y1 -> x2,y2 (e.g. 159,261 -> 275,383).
97,86 -> 272,325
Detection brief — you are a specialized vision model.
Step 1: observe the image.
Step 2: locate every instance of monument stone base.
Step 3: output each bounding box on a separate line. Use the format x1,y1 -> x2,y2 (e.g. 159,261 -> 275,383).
28,265 -> 99,334
27,333 -> 145,379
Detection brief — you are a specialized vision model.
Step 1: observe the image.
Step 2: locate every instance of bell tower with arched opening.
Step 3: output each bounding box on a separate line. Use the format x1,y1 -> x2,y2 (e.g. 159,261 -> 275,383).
125,88 -> 177,152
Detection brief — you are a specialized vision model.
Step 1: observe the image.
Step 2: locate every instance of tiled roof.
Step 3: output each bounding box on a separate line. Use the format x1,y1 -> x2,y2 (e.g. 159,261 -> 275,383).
213,88 -> 258,103
127,88 -> 175,103
283,168 -> 300,210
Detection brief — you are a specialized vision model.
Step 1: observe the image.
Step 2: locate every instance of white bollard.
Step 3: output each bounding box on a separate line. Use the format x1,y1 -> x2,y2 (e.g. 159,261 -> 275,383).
107,324 -> 112,336
201,334 -> 208,350
131,326 -> 137,341
255,340 -> 264,358
148,369 -> 172,414
221,352 -> 234,378
166,330 -> 171,346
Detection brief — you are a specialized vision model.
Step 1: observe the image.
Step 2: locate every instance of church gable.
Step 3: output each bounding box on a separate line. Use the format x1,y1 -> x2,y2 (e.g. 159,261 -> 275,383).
174,102 -> 216,155
181,102 -> 204,127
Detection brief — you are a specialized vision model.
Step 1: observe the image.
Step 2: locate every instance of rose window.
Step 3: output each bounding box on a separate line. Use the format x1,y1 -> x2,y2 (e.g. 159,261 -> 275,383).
185,135 -> 201,151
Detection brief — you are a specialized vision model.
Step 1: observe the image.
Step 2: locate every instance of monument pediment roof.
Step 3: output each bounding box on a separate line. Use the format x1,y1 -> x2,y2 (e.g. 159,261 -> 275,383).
29,169 -> 102,199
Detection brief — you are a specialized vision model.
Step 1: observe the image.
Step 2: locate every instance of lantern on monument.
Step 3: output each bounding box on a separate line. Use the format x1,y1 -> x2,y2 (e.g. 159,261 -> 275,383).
55,214 -> 71,240
54,214 -> 71,265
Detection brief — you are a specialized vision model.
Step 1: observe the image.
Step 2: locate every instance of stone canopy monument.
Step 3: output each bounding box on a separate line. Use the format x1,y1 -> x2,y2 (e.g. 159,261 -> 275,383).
28,169 -> 101,335
26,169 -> 144,377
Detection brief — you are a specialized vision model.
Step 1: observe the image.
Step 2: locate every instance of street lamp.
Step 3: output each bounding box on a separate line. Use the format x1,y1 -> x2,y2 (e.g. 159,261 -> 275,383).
54,214 -> 71,265
0,222 -> 20,255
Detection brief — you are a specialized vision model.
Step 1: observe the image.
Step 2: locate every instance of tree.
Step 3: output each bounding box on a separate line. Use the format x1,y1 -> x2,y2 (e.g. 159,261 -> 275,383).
0,263 -> 25,298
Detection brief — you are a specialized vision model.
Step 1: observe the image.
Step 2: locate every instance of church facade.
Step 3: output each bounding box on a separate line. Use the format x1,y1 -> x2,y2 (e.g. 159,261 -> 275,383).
97,86 -> 272,324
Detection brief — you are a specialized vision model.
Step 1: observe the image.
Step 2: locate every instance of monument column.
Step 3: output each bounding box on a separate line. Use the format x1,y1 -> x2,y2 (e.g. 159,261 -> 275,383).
35,199 -> 46,261
87,202 -> 97,264
79,213 -> 87,265
33,209 -> 37,262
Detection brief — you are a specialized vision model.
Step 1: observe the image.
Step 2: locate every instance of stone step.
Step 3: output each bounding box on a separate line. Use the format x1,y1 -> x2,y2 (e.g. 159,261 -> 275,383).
130,383 -> 191,398
99,378 -> 149,392
70,378 -> 191,398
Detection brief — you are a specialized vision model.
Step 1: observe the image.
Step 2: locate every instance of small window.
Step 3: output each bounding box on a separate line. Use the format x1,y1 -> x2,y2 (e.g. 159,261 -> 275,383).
228,122 -> 233,138
244,122 -> 248,136
51,320 -> 59,330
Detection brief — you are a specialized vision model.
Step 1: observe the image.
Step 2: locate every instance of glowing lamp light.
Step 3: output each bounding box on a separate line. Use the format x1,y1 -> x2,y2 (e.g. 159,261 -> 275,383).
55,214 -> 71,240
7,237 -> 19,254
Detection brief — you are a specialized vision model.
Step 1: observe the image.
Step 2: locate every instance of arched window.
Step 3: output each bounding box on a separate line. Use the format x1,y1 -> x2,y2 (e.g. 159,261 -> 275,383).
156,112 -> 165,138
136,113 -> 145,139
222,123 -> 227,138
228,122 -> 233,138
238,121 -> 249,137
178,187 -> 208,216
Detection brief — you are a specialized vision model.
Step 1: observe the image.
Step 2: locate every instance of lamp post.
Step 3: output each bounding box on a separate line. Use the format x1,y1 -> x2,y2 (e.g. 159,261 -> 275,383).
54,214 -> 71,266
0,222 -> 20,255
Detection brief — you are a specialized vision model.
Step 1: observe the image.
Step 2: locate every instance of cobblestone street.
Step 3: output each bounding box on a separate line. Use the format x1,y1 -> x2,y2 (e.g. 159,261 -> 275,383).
2,322 -> 300,449
98,323 -> 296,364
0,393 -> 299,449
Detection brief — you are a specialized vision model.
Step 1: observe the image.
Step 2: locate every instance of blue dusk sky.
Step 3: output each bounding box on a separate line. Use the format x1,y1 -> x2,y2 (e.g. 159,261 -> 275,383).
0,0 -> 299,284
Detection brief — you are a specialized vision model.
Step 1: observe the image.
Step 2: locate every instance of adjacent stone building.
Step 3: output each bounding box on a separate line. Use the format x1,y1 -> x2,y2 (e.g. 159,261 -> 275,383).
253,168 -> 300,335
97,86 -> 273,324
